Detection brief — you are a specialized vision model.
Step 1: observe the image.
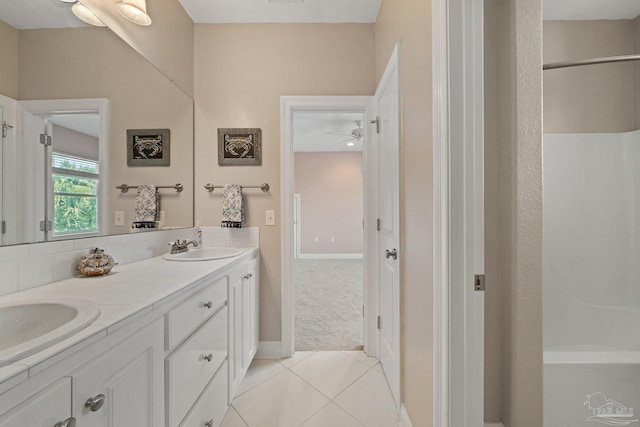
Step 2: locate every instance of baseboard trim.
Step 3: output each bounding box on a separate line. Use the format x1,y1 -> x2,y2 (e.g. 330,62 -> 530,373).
400,405 -> 413,427
298,253 -> 363,260
255,341 -> 282,359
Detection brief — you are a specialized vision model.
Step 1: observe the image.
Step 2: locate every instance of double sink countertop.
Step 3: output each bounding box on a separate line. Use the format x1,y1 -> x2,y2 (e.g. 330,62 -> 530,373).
0,247 -> 258,396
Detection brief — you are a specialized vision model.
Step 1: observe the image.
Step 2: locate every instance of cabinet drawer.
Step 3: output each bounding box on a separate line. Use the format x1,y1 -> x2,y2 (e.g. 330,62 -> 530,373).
166,276 -> 227,349
167,306 -> 228,427
180,360 -> 228,427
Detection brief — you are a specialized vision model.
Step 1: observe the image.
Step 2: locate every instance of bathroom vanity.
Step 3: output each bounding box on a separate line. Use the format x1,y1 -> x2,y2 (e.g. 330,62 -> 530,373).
0,247 -> 259,427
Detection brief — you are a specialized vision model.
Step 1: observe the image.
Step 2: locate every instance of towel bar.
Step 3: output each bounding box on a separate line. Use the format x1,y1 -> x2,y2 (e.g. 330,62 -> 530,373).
204,183 -> 270,193
116,183 -> 183,193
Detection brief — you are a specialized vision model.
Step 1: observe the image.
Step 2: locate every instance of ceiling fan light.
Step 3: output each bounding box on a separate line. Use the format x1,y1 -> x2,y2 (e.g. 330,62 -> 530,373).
71,2 -> 106,27
117,0 -> 152,26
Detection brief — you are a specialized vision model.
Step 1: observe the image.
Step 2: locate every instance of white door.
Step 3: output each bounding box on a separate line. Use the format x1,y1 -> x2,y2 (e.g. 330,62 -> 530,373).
22,112 -> 47,243
375,44 -> 401,407
293,194 -> 301,259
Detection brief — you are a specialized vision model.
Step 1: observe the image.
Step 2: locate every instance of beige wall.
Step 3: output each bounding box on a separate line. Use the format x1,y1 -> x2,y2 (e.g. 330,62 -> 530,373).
19,27 -> 194,234
0,20 -> 19,99
86,0 -> 195,97
374,0 -> 433,425
194,24 -> 375,341
544,20 -> 635,133
294,152 -> 363,255
52,125 -> 100,161
484,0 -> 503,421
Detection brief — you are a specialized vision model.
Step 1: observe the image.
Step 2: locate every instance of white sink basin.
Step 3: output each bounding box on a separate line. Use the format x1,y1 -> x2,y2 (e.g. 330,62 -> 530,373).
0,298 -> 100,367
162,247 -> 244,262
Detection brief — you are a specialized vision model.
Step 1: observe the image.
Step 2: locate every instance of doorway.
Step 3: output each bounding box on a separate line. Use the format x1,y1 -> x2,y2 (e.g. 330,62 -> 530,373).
292,111 -> 365,351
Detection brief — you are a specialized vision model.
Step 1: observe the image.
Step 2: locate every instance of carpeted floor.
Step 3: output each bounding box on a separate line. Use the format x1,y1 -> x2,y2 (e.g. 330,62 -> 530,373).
294,259 -> 363,351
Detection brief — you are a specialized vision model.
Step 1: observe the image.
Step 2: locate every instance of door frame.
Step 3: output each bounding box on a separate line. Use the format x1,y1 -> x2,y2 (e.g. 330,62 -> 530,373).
280,96 -> 373,358
292,194 -> 301,259
433,0 -> 485,425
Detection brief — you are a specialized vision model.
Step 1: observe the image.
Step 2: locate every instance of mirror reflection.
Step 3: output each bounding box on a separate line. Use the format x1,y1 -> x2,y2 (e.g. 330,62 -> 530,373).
0,0 -> 194,246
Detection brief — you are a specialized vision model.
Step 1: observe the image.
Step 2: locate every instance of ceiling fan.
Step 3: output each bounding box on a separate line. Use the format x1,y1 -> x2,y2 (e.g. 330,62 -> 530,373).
326,120 -> 363,147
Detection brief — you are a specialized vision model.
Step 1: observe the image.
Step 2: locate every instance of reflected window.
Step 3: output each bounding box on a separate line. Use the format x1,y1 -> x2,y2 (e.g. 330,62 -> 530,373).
52,153 -> 99,236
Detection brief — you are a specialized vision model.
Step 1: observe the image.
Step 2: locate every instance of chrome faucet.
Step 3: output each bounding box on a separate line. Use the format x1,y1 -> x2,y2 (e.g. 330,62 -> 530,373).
168,239 -> 198,254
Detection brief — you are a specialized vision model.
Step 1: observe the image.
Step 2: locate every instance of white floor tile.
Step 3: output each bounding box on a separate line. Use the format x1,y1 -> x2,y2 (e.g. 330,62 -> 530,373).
235,359 -> 286,397
221,406 -> 249,427
290,351 -> 370,399
342,351 -> 379,367
301,402 -> 364,427
232,370 -> 329,427
279,351 -> 316,368
334,368 -> 399,427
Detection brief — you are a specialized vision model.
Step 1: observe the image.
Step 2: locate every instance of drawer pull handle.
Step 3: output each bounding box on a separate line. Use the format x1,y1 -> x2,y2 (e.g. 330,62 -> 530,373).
54,417 -> 77,427
204,301 -> 213,309
85,394 -> 106,412
205,419 -> 214,427
203,353 -> 213,362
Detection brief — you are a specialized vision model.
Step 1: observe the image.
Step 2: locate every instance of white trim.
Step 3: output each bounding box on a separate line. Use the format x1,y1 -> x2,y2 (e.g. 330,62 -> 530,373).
298,253 -> 363,260
254,341 -> 282,359
0,94 -> 17,245
281,96 -> 373,358
399,405 -> 413,427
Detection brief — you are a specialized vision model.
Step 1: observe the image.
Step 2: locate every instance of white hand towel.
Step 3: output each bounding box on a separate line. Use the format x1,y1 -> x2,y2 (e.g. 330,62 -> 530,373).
133,185 -> 160,224
221,184 -> 244,228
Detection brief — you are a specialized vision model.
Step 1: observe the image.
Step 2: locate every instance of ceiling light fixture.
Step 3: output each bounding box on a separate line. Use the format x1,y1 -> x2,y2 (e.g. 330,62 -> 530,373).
117,0 -> 152,26
71,2 -> 106,27
347,142 -> 356,147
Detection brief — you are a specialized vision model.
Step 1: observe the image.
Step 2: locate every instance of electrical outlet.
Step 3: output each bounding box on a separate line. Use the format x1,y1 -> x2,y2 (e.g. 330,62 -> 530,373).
114,211 -> 124,226
265,210 -> 275,226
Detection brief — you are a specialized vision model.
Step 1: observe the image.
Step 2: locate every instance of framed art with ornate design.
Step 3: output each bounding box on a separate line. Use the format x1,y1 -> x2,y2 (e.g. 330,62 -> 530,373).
217,128 -> 262,166
127,128 -> 170,166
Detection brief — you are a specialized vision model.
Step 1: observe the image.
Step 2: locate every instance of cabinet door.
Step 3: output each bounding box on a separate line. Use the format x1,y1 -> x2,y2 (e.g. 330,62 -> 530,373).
0,377 -> 71,427
72,319 -> 164,427
228,266 -> 245,402
243,258 -> 259,366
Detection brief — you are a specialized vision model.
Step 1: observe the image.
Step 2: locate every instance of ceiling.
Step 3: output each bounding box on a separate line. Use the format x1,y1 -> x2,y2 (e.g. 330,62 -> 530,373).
0,0 -> 85,29
178,0 -> 381,24
293,111 -> 364,152
544,0 -> 640,20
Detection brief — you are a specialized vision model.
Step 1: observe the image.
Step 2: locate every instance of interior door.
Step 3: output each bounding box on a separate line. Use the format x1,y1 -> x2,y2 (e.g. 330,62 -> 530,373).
22,112 -> 47,243
293,194 -> 301,259
0,106 -> 3,245
376,44 -> 401,408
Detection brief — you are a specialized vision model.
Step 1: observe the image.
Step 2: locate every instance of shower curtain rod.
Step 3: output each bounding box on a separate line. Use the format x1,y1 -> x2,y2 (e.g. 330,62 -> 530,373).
543,53 -> 640,70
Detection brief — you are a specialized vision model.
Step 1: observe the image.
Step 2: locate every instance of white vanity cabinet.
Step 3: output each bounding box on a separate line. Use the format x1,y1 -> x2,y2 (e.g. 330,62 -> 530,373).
0,377 -> 72,427
0,319 -> 164,427
71,319 -> 165,427
228,257 -> 259,401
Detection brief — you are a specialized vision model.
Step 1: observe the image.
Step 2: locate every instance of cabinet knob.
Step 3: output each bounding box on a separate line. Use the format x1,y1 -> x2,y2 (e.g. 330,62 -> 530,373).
54,418 -> 76,427
202,353 -> 213,362
203,301 -> 213,309
85,394 -> 106,412
205,419 -> 214,427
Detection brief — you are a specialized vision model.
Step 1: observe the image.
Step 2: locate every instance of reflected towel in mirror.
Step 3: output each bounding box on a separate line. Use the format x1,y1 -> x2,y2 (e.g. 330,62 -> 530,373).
133,184 -> 160,228
221,184 -> 244,228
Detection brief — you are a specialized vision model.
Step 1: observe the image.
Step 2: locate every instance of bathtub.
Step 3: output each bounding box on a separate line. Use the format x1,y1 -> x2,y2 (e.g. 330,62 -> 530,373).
544,351 -> 640,426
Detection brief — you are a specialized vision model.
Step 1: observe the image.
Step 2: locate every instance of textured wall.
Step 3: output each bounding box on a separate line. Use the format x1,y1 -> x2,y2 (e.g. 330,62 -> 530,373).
194,23 -> 375,342
374,0 -> 433,424
294,152 -> 363,255
544,20 -> 635,133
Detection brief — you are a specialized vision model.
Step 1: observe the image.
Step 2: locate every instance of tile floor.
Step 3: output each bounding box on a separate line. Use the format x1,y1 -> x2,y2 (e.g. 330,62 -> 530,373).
221,351 -> 399,427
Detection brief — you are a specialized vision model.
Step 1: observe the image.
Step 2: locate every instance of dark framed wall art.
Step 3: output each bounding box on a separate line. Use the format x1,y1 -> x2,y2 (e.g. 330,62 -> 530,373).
217,128 -> 262,166
127,128 -> 170,166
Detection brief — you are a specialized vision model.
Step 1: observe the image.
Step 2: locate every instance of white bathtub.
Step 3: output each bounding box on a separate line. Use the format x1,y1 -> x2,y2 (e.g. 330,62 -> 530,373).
544,351 -> 640,426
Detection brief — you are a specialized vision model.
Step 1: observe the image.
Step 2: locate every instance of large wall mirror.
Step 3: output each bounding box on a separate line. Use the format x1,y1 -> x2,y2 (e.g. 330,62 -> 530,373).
0,0 -> 194,246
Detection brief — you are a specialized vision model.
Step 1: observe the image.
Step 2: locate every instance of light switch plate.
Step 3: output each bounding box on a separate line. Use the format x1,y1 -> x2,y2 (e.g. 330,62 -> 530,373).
114,211 -> 124,226
265,210 -> 275,226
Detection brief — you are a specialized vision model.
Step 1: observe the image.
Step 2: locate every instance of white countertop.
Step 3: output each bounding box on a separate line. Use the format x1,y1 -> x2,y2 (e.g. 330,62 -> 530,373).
0,247 -> 258,395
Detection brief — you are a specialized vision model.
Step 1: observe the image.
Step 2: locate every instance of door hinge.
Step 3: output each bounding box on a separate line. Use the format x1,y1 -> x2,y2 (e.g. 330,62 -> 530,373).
474,274 -> 485,292
39,220 -> 52,232
1,221 -> 5,234
39,133 -> 52,146
376,218 -> 381,231
370,117 -> 380,134
377,315 -> 382,329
